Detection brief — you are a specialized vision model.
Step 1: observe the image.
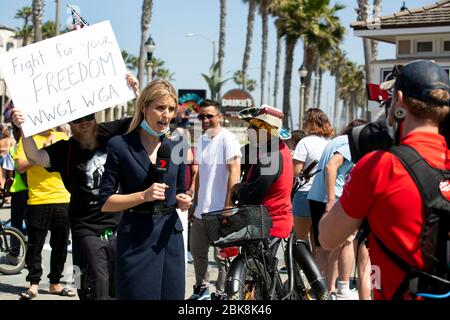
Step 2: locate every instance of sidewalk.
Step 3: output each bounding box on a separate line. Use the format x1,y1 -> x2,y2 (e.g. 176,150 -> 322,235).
0,204 -> 218,300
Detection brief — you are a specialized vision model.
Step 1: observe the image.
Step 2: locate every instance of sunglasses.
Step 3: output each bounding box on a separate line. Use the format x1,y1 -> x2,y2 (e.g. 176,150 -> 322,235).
197,113 -> 219,120
238,107 -> 261,119
71,114 -> 95,124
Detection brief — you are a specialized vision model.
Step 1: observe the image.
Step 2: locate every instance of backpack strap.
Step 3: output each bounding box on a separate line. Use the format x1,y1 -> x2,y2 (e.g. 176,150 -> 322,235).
390,145 -> 450,210
375,145 -> 450,299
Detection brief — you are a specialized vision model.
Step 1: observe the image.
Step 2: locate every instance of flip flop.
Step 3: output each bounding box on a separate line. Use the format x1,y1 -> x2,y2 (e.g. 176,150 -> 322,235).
51,288 -> 76,297
19,290 -> 37,300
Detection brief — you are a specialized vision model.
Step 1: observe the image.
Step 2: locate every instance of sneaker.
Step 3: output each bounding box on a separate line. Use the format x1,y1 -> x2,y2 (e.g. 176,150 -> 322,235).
0,253 -> 19,265
279,266 -> 288,274
187,285 -> 211,300
211,291 -> 227,300
336,288 -> 359,300
329,291 -> 338,300
187,251 -> 193,264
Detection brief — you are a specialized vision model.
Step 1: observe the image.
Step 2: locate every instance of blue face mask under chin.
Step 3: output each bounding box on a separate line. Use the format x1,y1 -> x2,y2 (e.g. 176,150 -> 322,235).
140,119 -> 169,137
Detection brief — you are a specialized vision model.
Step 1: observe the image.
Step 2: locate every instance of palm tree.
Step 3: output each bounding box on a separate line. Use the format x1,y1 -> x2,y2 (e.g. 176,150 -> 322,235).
272,27 -> 283,108
300,0 -> 345,110
42,21 -> 56,39
267,0 -> 284,108
154,68 -> 175,81
14,7 -> 33,47
339,61 -> 366,125
371,0 -> 382,59
32,0 -> 44,43
258,0 -> 270,105
202,62 -> 230,100
218,0 -> 227,100
233,70 -> 257,92
241,0 -> 257,91
55,0 -> 61,36
327,47 -> 347,127
274,0 -> 307,128
357,0 -> 375,120
15,6 -> 33,46
122,50 -> 139,72
138,0 -> 153,89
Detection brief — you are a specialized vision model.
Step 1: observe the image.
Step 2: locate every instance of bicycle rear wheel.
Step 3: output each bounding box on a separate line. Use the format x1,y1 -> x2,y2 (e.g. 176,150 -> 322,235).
227,257 -> 273,300
0,226 -> 27,275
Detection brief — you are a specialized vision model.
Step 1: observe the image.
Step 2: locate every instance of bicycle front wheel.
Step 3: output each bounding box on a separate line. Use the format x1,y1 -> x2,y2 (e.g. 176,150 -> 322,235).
227,257 -> 273,300
0,227 -> 27,275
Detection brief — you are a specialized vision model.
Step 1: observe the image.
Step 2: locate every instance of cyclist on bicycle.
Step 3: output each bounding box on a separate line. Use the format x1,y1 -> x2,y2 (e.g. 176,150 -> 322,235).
232,105 -> 294,239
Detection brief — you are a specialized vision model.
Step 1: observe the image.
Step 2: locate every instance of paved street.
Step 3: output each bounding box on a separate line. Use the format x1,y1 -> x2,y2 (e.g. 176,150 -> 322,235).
0,204 -> 220,300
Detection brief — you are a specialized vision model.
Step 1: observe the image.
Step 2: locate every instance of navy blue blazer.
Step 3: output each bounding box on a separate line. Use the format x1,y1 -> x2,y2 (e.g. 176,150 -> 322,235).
99,130 -> 186,211
98,129 -> 187,299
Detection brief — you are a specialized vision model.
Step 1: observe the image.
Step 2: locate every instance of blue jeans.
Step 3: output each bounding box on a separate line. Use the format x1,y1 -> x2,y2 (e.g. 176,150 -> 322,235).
292,191 -> 311,218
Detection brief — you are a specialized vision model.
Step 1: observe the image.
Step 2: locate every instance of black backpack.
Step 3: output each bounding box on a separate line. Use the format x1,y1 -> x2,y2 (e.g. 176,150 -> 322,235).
371,145 -> 450,299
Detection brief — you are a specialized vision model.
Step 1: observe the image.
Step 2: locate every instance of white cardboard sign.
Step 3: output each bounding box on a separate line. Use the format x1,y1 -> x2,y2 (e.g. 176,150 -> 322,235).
0,21 -> 134,137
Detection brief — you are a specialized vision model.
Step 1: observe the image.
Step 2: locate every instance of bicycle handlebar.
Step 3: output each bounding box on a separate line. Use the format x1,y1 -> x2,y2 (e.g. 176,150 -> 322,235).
291,160 -> 320,199
298,160 -> 318,181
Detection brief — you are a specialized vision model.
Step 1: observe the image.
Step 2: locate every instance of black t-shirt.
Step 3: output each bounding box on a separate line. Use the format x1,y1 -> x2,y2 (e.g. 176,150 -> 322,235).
45,118 -> 131,237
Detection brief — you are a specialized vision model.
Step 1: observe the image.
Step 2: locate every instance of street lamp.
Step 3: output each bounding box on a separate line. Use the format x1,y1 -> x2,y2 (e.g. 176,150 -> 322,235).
298,64 -> 308,129
185,33 -> 216,67
145,34 -> 156,84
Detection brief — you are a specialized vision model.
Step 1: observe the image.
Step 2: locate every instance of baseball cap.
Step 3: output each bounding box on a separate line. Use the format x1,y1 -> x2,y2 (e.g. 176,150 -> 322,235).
381,60 -> 450,106
238,104 -> 292,140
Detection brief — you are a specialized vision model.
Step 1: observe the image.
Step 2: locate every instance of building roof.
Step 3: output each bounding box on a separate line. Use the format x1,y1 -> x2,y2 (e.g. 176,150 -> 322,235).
351,0 -> 450,30
0,24 -> 15,32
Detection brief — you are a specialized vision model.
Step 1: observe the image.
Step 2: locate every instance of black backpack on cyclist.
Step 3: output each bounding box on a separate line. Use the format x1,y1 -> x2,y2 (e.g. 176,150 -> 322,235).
372,145 -> 450,299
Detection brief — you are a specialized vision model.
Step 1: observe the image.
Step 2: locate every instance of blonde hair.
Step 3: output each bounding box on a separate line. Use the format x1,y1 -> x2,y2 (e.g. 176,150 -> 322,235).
127,80 -> 178,133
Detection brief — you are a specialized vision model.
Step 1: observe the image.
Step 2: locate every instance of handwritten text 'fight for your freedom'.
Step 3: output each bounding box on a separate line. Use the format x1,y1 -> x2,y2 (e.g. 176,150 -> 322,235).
9,36 -> 119,125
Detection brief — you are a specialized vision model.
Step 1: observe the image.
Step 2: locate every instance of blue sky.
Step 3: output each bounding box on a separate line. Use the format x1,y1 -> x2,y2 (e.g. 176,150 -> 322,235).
0,0 -> 433,127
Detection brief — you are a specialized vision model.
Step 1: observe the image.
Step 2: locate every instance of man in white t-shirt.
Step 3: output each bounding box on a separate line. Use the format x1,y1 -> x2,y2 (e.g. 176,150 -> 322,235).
188,99 -> 241,300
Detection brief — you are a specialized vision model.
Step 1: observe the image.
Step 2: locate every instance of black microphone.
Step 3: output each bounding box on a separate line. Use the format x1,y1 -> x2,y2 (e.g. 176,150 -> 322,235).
153,142 -> 171,212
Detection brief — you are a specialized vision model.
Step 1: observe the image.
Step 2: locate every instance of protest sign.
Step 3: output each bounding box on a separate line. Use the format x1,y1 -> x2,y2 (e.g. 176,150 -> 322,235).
0,20 -> 134,137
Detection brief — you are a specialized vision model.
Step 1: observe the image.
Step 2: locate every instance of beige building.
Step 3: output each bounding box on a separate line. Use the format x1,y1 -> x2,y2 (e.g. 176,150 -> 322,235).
351,0 -> 450,113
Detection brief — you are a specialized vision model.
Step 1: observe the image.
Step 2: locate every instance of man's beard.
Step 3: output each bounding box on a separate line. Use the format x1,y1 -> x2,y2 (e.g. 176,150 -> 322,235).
72,124 -> 98,150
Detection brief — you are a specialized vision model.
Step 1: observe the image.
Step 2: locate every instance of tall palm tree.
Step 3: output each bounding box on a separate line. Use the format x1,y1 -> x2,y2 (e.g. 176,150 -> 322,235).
218,0 -> 227,101
371,0 -> 382,59
300,0 -> 345,110
327,47 -> 347,127
357,0 -> 374,120
258,0 -> 270,105
55,0 -> 61,36
241,0 -> 257,91
267,0 -> 284,109
138,0 -> 153,89
339,61 -> 366,125
275,0 -> 306,128
32,0 -> 44,43
14,6 -> 33,46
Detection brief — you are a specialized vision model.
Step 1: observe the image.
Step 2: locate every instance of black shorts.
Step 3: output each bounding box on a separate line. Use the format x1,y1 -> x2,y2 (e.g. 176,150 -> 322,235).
309,200 -> 326,247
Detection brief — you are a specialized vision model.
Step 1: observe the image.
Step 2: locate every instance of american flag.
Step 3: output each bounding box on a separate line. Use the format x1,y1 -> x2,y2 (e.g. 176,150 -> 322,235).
67,4 -> 89,30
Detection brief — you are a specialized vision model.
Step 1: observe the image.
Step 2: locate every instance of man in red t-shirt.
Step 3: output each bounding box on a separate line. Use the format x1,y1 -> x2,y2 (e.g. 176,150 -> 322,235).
318,60 -> 450,299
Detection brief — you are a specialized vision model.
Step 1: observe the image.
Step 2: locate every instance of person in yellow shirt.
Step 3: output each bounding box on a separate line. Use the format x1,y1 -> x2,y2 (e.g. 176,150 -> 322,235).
14,129 -> 74,300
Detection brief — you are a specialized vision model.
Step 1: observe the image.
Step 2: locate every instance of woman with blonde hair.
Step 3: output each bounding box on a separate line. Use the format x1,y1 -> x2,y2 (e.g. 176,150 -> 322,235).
292,108 -> 334,255
99,79 -> 192,300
